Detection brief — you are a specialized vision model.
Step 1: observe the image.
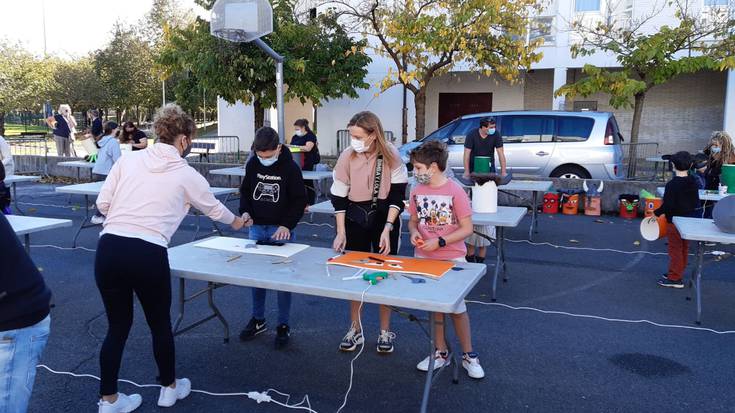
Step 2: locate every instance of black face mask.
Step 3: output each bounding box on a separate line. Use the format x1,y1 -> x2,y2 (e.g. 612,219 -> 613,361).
181,140 -> 192,158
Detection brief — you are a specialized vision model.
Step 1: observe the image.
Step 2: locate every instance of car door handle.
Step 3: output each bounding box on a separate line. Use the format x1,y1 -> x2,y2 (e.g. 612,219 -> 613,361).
536,151 -> 549,156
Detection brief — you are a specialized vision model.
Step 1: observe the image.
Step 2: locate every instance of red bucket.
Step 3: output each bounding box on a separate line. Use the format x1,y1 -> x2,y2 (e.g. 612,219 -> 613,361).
643,198 -> 662,218
619,194 -> 639,219
543,192 -> 560,214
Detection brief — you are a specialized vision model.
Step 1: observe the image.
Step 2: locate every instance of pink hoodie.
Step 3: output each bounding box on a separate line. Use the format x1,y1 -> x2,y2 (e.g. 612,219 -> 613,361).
97,143 -> 236,247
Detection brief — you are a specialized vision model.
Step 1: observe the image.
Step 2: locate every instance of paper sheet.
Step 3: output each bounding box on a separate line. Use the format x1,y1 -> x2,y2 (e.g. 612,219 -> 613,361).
327,252 -> 455,279
194,237 -> 309,258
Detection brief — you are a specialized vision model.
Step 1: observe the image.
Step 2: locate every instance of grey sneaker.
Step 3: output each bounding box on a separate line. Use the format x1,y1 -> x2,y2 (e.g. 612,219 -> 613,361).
339,324 -> 364,352
376,330 -> 396,354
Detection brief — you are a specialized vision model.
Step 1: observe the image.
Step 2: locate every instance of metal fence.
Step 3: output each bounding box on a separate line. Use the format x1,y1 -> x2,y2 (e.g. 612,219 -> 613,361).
190,135 -> 241,163
621,142 -> 660,180
336,129 -> 396,153
6,134 -> 49,175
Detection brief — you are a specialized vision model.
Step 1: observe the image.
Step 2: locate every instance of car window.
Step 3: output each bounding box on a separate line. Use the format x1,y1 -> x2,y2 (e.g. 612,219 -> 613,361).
501,115 -> 555,143
606,117 -> 622,144
448,119 -> 480,145
422,121 -> 457,143
556,116 -> 594,142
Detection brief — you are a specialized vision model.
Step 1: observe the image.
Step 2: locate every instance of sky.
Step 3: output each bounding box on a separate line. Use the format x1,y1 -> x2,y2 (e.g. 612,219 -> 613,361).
0,0 -> 208,58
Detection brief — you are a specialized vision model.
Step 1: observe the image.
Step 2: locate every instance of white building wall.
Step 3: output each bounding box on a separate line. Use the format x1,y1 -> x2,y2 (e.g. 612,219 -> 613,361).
217,98 -> 254,153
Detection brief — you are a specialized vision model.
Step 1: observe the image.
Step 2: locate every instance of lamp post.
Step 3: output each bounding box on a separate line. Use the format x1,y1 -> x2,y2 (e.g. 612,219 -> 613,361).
210,0 -> 285,142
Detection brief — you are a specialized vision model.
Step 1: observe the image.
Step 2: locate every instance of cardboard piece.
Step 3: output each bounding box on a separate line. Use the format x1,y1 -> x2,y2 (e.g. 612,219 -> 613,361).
194,237 -> 309,258
327,251 -> 455,279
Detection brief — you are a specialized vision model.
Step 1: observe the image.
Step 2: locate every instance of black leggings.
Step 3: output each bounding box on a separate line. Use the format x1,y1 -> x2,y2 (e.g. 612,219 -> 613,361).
345,210 -> 402,254
95,234 -> 175,395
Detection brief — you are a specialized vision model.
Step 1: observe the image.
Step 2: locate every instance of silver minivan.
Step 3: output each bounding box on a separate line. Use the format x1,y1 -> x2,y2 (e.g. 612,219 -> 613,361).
399,111 -> 625,180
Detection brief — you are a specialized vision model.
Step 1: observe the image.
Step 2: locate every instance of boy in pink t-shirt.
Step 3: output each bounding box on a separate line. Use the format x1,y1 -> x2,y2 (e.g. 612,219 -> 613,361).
407,141 -> 485,379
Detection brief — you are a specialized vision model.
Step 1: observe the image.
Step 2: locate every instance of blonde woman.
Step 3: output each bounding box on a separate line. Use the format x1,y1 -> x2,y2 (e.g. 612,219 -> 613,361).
330,111 -> 409,353
45,104 -> 74,156
704,131 -> 735,190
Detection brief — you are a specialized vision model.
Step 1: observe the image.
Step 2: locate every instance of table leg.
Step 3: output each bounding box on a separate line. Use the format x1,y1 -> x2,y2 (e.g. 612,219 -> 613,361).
442,314 -> 459,385
695,242 -> 704,325
12,182 -> 25,215
207,282 -> 230,343
24,234 -> 30,255
173,278 -> 186,333
529,191 -> 539,240
420,311 -> 437,413
491,227 -> 505,302
71,195 -> 91,248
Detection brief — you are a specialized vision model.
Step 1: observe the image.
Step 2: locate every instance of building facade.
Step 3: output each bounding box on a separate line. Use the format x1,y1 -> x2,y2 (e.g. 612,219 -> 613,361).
218,0 -> 735,156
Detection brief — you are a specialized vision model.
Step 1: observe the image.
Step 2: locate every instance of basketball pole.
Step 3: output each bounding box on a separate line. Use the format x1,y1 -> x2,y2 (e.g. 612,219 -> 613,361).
252,38 -> 285,143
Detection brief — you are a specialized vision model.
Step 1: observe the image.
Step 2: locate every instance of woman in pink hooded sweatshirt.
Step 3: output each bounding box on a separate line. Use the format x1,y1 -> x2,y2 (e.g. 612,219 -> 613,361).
93,104 -> 245,413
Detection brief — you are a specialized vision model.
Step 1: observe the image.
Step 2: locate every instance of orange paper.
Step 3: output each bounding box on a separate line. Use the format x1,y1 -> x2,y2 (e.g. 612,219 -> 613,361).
327,251 -> 455,279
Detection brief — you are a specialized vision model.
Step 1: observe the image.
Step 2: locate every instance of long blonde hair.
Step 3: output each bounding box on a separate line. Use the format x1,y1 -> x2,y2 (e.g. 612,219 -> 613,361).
347,111 -> 397,167
708,131 -> 735,166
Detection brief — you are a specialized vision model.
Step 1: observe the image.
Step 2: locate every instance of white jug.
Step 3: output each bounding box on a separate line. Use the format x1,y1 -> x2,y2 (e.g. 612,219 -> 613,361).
472,181 -> 498,213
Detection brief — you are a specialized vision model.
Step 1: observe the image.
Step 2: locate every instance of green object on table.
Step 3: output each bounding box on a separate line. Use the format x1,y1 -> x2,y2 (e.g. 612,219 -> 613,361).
721,164 -> 735,193
363,271 -> 389,285
639,189 -> 655,200
289,146 -> 301,153
473,156 -> 491,173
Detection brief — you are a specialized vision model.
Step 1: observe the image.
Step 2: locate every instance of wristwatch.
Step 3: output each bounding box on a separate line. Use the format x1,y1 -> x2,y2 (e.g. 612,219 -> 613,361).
438,237 -> 447,248
385,221 -> 394,231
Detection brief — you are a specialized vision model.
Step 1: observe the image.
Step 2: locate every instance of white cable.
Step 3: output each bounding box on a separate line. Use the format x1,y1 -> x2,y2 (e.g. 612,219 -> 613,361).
336,283 -> 372,413
466,300 -> 735,335
31,244 -> 96,252
35,365 -> 318,412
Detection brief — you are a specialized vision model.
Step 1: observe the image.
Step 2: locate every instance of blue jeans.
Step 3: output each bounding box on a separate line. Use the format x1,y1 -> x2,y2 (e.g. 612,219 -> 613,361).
0,315 -> 51,413
248,225 -> 294,325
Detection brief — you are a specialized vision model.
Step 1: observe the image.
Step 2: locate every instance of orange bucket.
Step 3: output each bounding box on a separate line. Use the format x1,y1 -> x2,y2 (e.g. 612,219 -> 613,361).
640,215 -> 667,241
643,198 -> 663,218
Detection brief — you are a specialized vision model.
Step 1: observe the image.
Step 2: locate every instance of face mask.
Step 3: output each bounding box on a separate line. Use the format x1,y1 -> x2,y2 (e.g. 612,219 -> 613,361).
351,138 -> 370,153
414,170 -> 434,185
487,128 -> 496,135
258,155 -> 278,167
181,138 -> 192,158
294,129 -> 304,137
711,146 -> 722,154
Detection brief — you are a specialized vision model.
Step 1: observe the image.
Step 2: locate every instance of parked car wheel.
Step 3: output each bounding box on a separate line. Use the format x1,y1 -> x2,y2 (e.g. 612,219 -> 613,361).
551,165 -> 591,180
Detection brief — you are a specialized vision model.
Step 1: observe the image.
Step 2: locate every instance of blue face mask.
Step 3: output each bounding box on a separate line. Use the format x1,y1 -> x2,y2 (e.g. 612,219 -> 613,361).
258,155 -> 278,167
487,128 -> 496,135
711,146 -> 722,154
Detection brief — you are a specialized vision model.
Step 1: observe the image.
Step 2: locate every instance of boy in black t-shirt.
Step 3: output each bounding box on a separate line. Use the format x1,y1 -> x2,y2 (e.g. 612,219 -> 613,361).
654,151 -> 700,288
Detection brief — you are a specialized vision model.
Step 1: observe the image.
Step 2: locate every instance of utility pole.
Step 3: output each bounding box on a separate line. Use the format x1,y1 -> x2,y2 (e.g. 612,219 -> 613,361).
41,0 -> 47,56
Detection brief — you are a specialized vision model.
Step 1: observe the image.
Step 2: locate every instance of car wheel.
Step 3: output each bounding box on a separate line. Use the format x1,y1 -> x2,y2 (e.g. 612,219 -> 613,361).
551,165 -> 590,180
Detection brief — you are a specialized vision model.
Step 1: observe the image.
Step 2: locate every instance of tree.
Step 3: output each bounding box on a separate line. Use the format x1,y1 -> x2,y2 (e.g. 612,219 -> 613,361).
334,0 -> 543,141
0,41 -> 55,135
48,57 -> 109,113
158,1 -> 371,132
555,0 -> 735,177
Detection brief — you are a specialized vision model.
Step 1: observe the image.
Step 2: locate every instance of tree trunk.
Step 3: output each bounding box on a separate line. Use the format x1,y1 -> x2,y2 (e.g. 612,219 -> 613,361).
414,88 -> 427,141
0,112 -> 5,136
626,92 -> 646,179
312,104 -> 318,134
253,99 -> 264,133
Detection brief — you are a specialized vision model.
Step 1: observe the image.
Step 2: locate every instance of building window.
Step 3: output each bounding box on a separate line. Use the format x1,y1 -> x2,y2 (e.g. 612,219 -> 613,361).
704,0 -> 728,5
576,0 -> 600,12
530,16 -> 556,45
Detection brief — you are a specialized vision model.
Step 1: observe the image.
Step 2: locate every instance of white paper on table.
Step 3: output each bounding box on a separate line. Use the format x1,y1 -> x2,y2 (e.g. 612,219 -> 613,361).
194,237 -> 309,258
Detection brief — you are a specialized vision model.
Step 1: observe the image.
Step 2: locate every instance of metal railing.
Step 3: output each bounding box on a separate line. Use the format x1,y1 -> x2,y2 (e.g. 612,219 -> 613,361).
190,135 -> 241,163
621,142 -> 660,180
336,129 -> 396,153
6,134 -> 49,176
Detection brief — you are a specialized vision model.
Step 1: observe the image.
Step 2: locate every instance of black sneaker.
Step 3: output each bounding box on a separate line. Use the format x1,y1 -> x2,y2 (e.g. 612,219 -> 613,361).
275,324 -> 290,349
465,255 -> 476,263
658,278 -> 684,289
239,317 -> 267,342
474,256 -> 486,264
376,330 -> 396,354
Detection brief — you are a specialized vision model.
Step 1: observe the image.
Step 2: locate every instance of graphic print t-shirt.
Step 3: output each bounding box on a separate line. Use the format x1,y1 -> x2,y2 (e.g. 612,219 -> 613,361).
408,179 -> 472,261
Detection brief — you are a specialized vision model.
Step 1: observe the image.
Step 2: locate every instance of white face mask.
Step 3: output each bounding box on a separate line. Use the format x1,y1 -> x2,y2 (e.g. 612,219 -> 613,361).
351,138 -> 370,153
294,129 -> 304,137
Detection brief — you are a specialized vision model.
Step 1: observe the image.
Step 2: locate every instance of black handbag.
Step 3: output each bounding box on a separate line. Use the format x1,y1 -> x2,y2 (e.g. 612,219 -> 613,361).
345,155 -> 383,229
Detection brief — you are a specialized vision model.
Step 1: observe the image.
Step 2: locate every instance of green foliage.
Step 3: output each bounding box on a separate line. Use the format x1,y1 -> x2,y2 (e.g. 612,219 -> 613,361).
0,41 -> 55,114
48,57 -> 110,111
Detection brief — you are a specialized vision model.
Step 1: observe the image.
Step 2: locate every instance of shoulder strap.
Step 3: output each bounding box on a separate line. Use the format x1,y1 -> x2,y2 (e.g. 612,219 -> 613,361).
371,155 -> 383,211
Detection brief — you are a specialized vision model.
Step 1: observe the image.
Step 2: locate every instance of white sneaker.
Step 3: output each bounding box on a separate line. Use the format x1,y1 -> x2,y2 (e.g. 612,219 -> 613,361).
462,353 -> 485,379
157,378 -> 192,407
339,324 -> 364,352
416,350 -> 450,372
98,393 -> 142,413
90,215 -> 105,225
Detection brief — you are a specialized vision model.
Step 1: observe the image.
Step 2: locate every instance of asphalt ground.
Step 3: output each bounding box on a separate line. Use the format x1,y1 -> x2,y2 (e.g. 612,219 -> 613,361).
10,181 -> 735,413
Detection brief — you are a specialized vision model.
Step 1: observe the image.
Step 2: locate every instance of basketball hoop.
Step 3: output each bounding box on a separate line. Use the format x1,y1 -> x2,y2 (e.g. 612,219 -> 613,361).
211,0 -> 273,43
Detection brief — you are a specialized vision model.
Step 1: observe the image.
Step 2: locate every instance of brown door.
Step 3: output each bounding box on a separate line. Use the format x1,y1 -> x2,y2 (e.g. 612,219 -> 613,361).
438,93 -> 492,127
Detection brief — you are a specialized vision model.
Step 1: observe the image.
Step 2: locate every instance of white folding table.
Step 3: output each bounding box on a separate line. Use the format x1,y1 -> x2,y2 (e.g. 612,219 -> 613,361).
58,160 -> 95,183
167,240 -> 486,413
5,175 -> 41,215
307,201 -> 526,300
495,180 -> 552,239
55,181 -> 238,247
7,215 -> 73,253
209,166 -> 333,200
673,217 -> 735,324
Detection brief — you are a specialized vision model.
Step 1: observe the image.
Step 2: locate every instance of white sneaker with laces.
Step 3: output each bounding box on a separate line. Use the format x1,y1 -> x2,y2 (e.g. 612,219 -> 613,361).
90,215 -> 105,225
97,393 -> 142,413
339,325 -> 364,352
416,350 -> 450,371
376,330 -> 396,353
462,353 -> 485,379
157,378 -> 192,407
